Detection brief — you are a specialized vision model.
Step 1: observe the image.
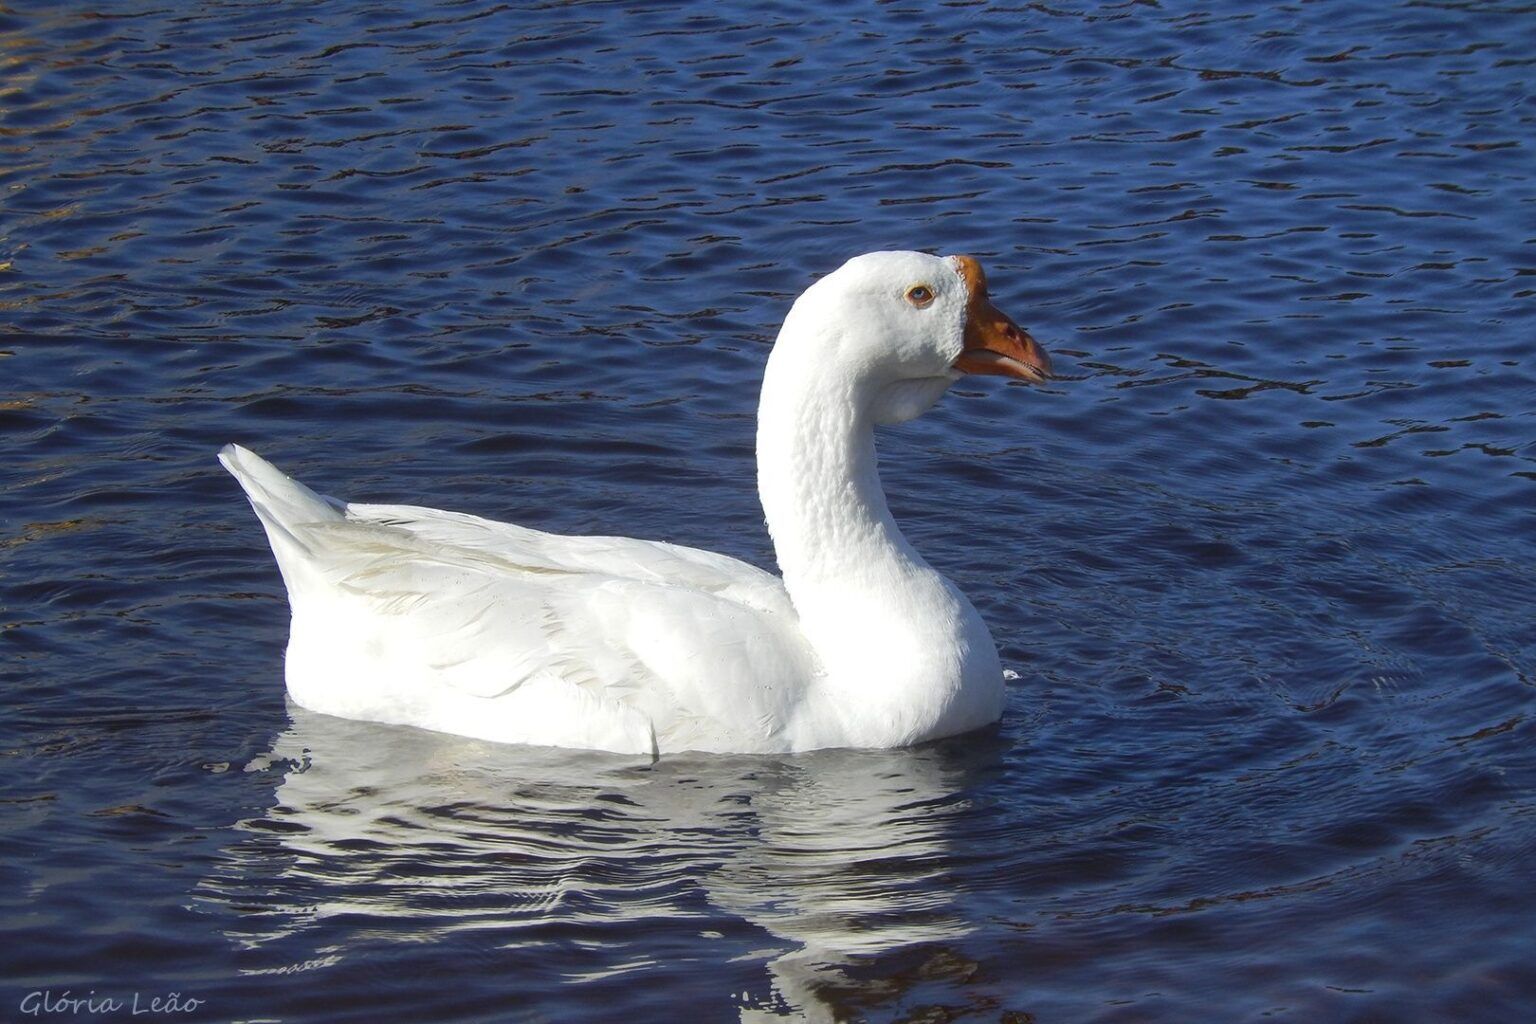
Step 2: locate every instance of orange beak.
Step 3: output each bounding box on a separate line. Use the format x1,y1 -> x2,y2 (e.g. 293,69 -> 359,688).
950,255 -> 1051,383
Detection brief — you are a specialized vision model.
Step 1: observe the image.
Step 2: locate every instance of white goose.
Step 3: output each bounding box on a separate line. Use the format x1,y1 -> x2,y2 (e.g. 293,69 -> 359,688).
222,251 -> 1051,756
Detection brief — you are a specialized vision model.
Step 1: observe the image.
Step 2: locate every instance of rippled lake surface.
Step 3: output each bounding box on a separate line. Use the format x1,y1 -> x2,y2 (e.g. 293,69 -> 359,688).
3,1 -> 1534,1021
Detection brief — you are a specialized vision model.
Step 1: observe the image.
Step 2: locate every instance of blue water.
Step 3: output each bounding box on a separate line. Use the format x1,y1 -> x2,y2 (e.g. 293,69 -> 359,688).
3,1 -> 1534,1021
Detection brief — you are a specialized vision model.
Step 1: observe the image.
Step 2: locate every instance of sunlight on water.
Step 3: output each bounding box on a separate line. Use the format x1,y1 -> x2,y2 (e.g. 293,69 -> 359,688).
1,0 -> 1532,1020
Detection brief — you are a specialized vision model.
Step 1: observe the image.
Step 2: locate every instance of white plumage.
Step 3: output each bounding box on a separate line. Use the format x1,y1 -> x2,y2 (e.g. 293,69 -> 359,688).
223,250 -> 1051,756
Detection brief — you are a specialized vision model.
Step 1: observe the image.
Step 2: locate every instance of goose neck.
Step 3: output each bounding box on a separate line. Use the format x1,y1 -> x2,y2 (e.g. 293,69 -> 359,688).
755,357 -> 918,593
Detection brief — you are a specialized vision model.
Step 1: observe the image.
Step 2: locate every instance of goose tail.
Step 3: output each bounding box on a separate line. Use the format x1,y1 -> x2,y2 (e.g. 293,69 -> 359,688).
219,444 -> 345,591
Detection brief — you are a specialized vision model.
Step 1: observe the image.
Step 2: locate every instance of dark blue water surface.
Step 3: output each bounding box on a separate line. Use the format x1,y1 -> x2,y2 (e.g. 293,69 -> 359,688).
3,1 -> 1534,1021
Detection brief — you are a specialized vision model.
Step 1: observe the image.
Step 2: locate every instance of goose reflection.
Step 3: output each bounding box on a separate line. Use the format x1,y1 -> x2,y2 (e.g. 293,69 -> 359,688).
201,704 -> 1004,1019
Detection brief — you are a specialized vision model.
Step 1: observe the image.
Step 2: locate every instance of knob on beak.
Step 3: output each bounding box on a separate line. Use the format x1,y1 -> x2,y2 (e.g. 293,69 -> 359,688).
950,255 -> 1051,383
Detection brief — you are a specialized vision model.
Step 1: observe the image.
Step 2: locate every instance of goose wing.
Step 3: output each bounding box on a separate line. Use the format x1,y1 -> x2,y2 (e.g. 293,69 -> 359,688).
287,507 -> 811,753
345,502 -> 794,616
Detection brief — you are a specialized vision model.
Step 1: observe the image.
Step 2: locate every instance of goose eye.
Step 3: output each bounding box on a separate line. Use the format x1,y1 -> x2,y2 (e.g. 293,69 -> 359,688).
905,284 -> 935,308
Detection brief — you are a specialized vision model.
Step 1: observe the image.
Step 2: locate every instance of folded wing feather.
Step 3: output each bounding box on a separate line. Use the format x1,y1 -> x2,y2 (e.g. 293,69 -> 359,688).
278,504 -> 812,752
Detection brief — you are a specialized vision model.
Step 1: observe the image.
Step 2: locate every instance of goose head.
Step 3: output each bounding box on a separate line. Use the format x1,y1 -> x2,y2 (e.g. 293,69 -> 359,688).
776,250 -> 1051,424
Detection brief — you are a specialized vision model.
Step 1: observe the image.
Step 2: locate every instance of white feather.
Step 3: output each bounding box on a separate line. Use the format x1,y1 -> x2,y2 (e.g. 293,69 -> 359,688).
222,251 -> 1023,755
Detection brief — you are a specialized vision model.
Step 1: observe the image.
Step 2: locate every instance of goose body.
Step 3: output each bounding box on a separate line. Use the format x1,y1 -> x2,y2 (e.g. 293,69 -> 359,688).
223,251 -> 1050,756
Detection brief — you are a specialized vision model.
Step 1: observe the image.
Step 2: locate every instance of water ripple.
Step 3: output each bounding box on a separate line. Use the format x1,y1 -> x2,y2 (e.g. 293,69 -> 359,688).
2,0 -> 1533,1021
